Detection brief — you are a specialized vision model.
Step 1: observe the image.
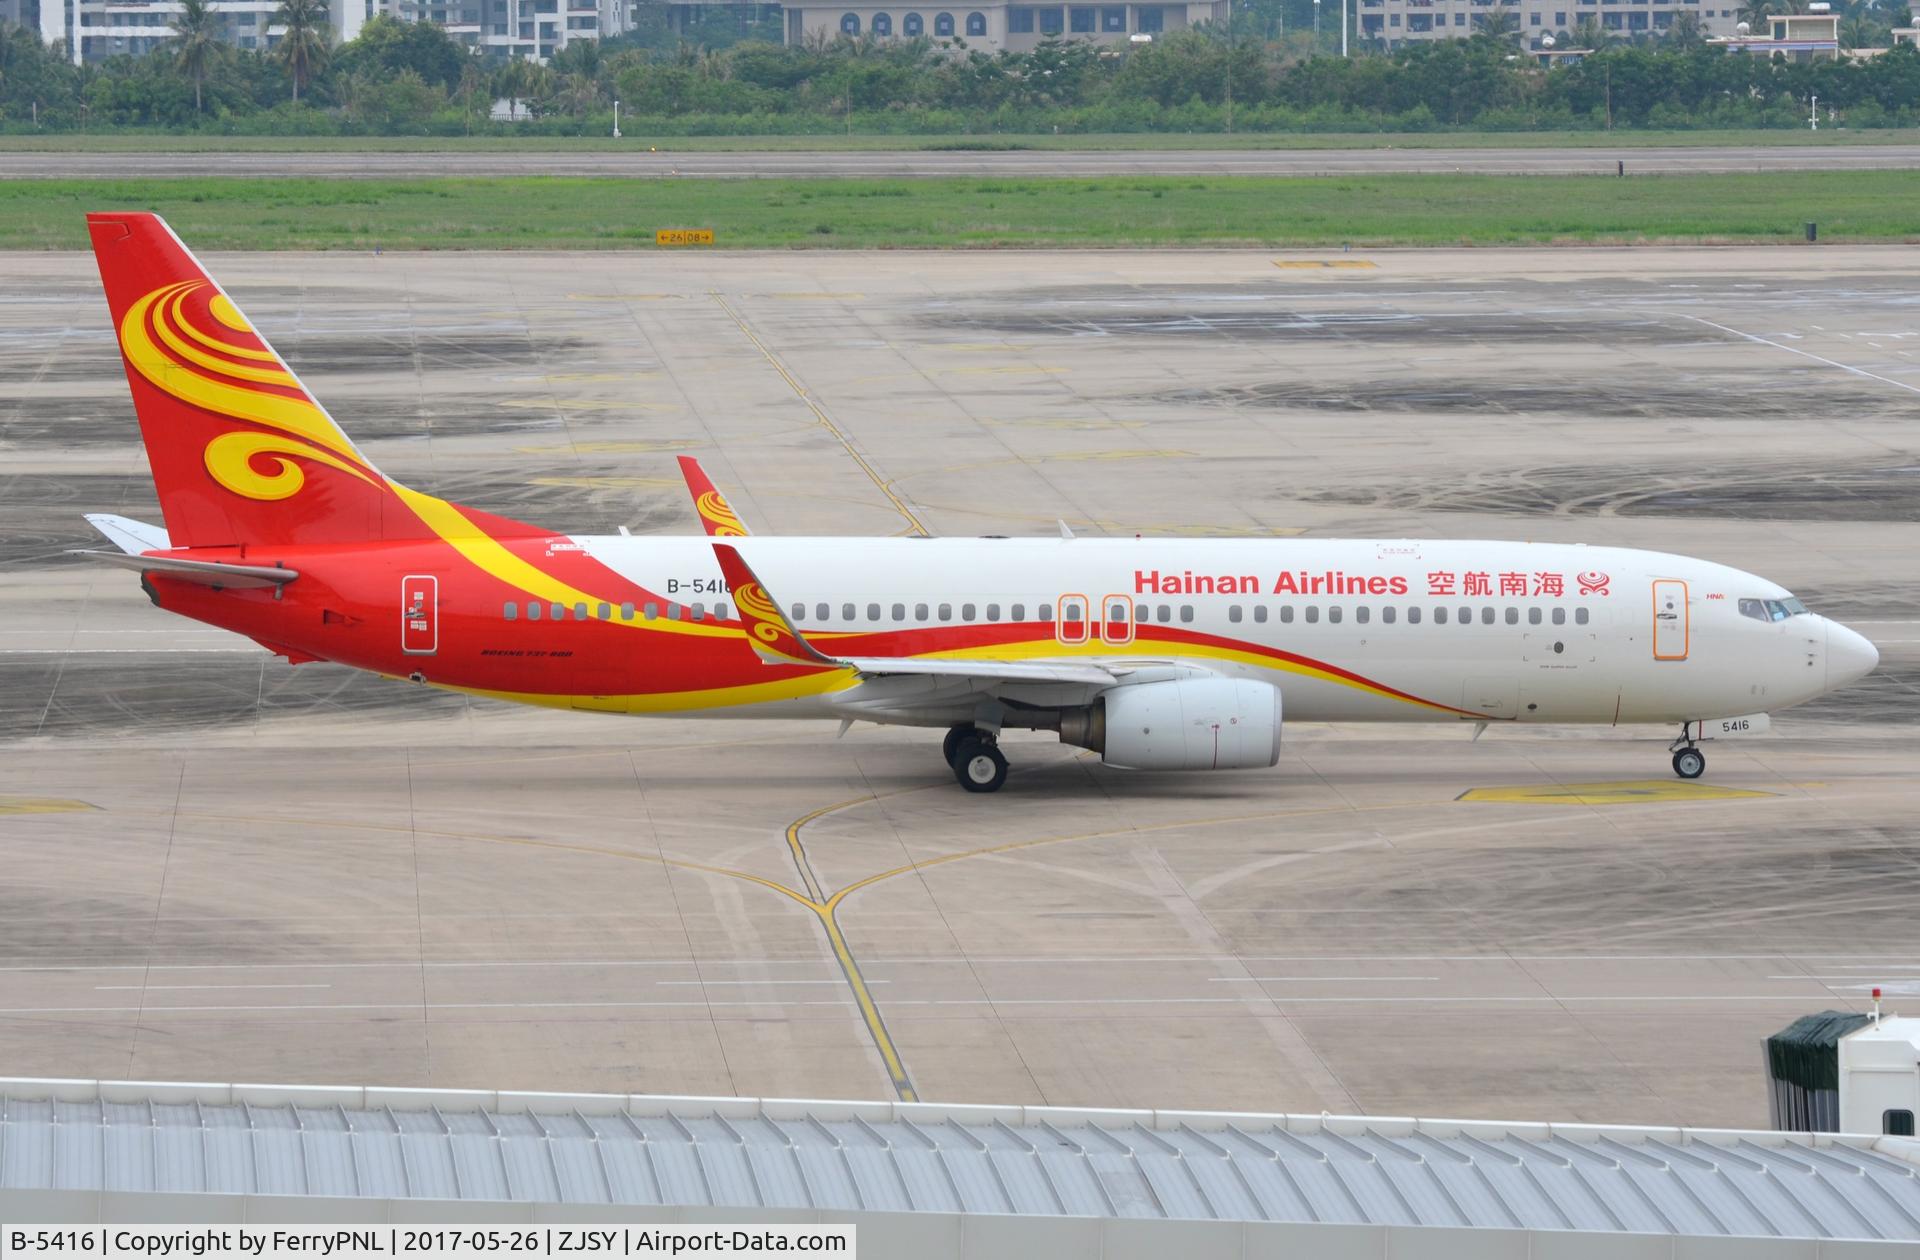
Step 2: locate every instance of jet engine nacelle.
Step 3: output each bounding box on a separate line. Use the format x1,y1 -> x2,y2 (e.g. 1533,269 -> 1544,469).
1059,677 -> 1282,771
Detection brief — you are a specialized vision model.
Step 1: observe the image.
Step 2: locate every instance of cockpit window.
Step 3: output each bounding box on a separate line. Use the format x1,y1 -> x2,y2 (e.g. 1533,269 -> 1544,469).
1741,596 -> 1810,622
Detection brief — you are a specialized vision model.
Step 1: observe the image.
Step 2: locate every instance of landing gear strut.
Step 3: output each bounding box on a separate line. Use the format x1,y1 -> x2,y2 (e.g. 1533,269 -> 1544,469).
945,725 -> 1008,793
1669,725 -> 1706,780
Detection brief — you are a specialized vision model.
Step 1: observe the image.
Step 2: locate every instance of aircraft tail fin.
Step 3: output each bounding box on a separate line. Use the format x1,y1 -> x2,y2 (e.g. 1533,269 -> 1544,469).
88,212 -> 398,548
678,456 -> 752,537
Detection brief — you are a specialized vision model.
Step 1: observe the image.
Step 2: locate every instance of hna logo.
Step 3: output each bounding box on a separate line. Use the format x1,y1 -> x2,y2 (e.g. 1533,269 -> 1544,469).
1577,571 -> 1611,596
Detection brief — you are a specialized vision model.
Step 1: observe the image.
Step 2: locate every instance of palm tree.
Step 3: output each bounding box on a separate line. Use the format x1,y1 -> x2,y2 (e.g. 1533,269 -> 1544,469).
1475,4 -> 1523,42
1666,9 -> 1706,45
1737,0 -> 1774,31
272,0 -> 329,104
1567,16 -> 1612,47
171,0 -> 221,114
1837,13 -> 1876,43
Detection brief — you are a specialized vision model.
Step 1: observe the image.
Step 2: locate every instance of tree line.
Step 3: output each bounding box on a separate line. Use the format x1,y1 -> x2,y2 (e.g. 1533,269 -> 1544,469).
2,3 -> 1919,134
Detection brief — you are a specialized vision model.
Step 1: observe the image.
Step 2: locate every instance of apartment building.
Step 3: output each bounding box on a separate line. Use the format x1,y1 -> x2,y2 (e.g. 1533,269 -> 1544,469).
1356,0 -> 1737,47
782,0 -> 1225,50
35,0 -> 626,63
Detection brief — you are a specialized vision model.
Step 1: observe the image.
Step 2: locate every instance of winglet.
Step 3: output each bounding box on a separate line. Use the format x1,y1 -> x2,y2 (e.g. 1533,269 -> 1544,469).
711,543 -> 834,668
679,456 -> 751,537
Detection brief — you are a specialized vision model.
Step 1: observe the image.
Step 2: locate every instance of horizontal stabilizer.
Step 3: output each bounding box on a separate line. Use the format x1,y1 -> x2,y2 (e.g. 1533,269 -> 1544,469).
68,550 -> 297,589
84,513 -> 172,555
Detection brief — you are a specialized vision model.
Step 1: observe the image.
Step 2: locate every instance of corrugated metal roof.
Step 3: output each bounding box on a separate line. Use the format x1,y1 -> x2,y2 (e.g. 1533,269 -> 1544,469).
4,1078 -> 1919,1241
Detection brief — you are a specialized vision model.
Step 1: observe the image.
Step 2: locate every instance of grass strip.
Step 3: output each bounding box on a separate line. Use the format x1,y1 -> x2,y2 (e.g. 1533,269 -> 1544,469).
1,129 -> 1918,153
4,172 -> 1914,249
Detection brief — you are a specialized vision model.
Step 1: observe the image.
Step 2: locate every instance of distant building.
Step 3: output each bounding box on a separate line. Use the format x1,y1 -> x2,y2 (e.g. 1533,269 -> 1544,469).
1358,0 -> 1738,49
1708,6 -> 1840,59
36,0 -> 631,65
781,0 -> 1223,49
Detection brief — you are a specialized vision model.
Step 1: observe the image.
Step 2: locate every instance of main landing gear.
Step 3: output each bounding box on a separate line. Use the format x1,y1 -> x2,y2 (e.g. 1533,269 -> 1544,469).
944,724 -> 1009,794
1669,725 -> 1706,780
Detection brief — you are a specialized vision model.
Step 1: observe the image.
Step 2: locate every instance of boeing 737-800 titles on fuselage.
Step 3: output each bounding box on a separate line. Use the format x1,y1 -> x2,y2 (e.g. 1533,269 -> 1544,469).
75,213 -> 1880,792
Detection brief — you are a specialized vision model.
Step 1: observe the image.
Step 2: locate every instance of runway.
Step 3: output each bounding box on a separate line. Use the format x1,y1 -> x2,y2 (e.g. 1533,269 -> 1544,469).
2,246 -> 1915,1126
6,144 -> 1920,180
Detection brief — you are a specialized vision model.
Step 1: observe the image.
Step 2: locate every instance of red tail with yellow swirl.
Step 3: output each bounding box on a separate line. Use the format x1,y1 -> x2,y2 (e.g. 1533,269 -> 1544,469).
89,212 -> 413,548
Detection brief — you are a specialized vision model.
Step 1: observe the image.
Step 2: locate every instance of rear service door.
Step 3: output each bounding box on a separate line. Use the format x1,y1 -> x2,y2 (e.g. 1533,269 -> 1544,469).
1653,579 -> 1688,661
402,574 -> 438,655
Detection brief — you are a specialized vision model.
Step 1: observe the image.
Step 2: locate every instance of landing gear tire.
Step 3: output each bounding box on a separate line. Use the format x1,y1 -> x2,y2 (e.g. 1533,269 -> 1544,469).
942,724 -> 978,768
951,736 -> 1009,794
1672,747 -> 1706,780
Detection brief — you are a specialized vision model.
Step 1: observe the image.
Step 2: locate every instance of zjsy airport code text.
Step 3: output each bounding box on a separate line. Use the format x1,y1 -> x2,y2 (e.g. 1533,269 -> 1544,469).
4,1230 -> 853,1259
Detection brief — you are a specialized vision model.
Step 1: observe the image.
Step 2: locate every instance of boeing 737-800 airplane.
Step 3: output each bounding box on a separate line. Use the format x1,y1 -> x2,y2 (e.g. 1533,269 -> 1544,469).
76,213 -> 1879,792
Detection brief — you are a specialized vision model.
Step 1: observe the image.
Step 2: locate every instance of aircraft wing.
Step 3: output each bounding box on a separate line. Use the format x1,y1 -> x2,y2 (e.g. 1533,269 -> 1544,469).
709,542 -> 1119,687
678,456 -> 751,537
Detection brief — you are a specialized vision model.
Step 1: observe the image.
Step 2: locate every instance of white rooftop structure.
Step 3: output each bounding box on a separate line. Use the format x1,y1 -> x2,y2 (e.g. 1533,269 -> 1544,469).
3,1078 -> 1920,1253
1842,1015 -> 1920,1139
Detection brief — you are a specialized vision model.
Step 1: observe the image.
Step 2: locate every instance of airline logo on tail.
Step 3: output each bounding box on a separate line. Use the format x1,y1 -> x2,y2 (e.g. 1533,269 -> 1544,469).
118,278 -> 381,503
678,456 -> 751,537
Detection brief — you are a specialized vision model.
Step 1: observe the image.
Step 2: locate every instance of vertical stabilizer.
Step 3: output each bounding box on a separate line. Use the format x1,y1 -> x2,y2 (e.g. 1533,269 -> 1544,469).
88,212 -> 395,548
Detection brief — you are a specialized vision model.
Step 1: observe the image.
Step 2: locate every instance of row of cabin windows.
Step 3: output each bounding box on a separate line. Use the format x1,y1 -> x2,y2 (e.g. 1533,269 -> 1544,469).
1227,604 -> 1589,627
503,599 -> 1587,628
504,600 -> 730,622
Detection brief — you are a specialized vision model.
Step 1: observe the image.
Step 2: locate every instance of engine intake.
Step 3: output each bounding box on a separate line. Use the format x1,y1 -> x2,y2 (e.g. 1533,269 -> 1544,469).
1059,677 -> 1282,771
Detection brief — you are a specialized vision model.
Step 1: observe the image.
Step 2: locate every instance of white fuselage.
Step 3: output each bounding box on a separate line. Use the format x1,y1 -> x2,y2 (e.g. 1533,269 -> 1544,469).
576,536 -> 1876,727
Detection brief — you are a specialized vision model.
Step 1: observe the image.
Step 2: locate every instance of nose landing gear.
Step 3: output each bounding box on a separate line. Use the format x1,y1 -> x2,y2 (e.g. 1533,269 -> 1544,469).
1669,725 -> 1706,780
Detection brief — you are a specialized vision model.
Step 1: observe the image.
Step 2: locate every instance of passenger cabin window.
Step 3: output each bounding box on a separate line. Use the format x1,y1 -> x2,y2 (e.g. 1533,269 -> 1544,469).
1229,606 -> 1243,623
1382,606 -> 1396,624
892,604 -> 906,622
1305,606 -> 1320,624
1356,606 -> 1369,624
1039,603 -> 1053,622
1481,607 -> 1494,625
1435,607 -> 1449,625
552,602 -> 566,620
816,603 -> 830,621
528,602 -> 542,621
1254,606 -> 1268,623
963,603 -> 976,620
574,602 -> 588,621
1575,607 -> 1589,625
1552,607 -> 1566,625
644,602 -> 659,619
504,601 -> 517,620
1179,605 -> 1193,623
1328,606 -> 1342,624
1505,607 -> 1518,625
1157,605 -> 1171,623
1012,603 -> 1026,621
1529,608 -> 1543,625
1279,606 -> 1294,624
940,603 -> 953,621
986,603 -> 1001,621
598,602 -> 611,620
1407,607 -> 1421,624
915,603 -> 930,622
691,603 -> 705,621
867,603 -> 881,621
715,602 -> 728,621
621,602 -> 635,621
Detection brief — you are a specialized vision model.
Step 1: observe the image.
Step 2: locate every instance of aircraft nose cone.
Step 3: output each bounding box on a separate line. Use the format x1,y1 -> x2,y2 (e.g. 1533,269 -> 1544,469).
1827,619 -> 1880,690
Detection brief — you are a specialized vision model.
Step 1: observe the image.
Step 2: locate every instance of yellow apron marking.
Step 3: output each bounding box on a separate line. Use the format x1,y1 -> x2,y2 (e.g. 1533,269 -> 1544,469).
710,292 -> 929,537
1457,781 -> 1777,805
0,797 -> 98,816
513,440 -> 700,455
